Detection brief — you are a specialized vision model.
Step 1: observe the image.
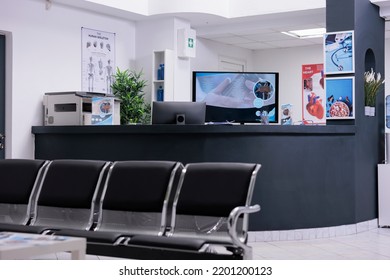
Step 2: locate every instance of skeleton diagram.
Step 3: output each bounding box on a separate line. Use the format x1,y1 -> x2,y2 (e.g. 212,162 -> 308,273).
87,56 -> 96,92
105,59 -> 114,94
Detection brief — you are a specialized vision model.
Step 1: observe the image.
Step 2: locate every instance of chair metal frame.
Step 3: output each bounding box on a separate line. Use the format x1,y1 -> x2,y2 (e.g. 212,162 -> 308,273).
94,161 -> 183,236
168,162 -> 261,259
0,159 -> 261,260
30,160 -> 111,231
0,159 -> 50,226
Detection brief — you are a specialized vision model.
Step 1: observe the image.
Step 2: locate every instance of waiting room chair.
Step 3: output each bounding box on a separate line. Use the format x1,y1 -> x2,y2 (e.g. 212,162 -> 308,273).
30,159 -> 111,232
128,162 -> 261,259
54,160 -> 182,244
0,159 -> 49,232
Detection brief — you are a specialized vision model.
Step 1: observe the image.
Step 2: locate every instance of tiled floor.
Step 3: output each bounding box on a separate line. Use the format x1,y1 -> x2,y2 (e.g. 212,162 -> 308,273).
250,227 -> 390,260
34,227 -> 390,260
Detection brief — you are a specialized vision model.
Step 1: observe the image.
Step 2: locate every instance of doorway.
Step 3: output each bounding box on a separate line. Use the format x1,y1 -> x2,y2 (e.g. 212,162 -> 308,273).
0,34 -> 5,159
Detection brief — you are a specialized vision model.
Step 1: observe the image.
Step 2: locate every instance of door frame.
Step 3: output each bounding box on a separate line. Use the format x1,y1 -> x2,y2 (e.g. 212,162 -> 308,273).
0,34 -> 5,159
0,31 -> 12,159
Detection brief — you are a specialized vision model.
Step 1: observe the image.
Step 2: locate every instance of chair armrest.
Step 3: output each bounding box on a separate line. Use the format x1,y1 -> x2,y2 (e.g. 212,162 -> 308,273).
227,204 -> 260,259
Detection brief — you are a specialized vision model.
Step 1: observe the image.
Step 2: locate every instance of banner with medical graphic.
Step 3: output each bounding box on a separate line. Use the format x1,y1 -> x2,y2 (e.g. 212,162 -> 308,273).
81,27 -> 115,94
302,64 -> 325,124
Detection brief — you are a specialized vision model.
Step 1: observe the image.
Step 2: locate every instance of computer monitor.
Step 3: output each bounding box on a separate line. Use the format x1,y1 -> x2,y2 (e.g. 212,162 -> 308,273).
152,101 -> 206,125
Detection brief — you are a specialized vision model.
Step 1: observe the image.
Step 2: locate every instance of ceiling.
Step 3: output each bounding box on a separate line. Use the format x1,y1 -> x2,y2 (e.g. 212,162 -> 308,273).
190,3 -> 390,50
191,9 -> 326,50
51,0 -> 389,51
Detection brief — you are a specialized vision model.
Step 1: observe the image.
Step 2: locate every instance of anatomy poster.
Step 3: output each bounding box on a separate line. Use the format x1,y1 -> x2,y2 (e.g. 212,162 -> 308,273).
81,27 -> 115,94
323,30 -> 354,75
302,64 -> 326,124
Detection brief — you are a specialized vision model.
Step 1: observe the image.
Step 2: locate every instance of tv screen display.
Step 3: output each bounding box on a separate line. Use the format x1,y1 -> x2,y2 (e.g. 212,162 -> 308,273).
152,101 -> 206,125
192,71 -> 279,123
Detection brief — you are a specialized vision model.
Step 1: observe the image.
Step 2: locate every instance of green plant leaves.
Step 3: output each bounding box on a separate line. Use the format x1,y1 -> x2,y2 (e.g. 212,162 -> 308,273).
364,69 -> 385,107
112,68 -> 150,124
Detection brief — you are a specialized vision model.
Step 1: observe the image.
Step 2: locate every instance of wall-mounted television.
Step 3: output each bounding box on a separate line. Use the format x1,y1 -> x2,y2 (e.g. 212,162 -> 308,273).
192,71 -> 279,123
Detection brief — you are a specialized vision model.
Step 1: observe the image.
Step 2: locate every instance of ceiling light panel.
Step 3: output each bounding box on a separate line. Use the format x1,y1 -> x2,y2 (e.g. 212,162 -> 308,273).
282,27 -> 326,39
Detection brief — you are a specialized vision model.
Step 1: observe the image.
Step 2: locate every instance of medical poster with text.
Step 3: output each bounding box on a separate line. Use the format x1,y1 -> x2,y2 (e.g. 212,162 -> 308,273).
302,64 -> 325,125
81,27 -> 115,94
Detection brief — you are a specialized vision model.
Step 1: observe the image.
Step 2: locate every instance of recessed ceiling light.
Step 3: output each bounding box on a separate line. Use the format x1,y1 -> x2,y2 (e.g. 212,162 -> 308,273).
281,28 -> 326,39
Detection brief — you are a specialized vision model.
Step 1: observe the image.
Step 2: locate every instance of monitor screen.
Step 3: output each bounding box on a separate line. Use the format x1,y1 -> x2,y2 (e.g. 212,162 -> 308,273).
152,101 -> 206,125
192,71 -> 279,123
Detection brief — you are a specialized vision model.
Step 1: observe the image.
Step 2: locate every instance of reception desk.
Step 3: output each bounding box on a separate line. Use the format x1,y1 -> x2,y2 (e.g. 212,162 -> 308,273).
32,124 -> 369,231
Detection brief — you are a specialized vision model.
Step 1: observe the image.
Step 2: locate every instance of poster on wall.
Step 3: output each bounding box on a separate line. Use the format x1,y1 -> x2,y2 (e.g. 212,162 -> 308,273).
302,64 -> 325,124
386,94 -> 390,133
325,76 -> 355,120
323,30 -> 354,75
81,27 -> 115,94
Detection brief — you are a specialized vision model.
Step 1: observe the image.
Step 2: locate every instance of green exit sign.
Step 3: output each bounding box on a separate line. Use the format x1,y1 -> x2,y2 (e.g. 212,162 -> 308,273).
188,38 -> 194,48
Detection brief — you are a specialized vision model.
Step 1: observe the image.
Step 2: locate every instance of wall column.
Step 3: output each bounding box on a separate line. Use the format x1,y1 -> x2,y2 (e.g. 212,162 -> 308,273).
326,0 -> 385,223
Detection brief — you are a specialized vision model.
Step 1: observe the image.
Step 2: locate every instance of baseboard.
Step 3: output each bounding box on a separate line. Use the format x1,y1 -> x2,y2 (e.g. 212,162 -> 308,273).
248,219 -> 378,242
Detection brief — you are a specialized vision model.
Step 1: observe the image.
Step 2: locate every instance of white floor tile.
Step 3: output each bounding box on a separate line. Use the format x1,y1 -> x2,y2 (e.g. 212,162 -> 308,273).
31,227 -> 390,260
248,227 -> 390,260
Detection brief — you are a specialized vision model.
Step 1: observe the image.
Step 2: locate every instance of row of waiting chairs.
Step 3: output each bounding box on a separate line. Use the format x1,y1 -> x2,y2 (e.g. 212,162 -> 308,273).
0,159 -> 261,259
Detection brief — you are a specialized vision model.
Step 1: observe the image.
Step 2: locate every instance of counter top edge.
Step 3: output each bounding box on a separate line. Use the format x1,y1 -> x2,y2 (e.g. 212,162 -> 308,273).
32,125 -> 357,135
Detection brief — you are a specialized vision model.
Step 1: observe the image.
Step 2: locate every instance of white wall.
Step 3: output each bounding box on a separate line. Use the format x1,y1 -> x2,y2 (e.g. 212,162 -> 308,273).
0,0 -> 386,158
229,0 -> 325,17
191,38 -> 323,122
0,0 -> 136,158
173,18 -> 192,101
136,18 -> 175,103
385,38 -> 390,162
136,17 -> 194,102
385,39 -> 390,96
253,45 -> 323,123
190,37 -> 255,100
61,0 -> 325,19
191,38 -> 254,72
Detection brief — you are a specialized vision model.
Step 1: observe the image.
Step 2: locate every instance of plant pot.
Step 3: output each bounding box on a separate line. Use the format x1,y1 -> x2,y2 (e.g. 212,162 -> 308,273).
365,106 -> 375,117
370,106 -> 376,116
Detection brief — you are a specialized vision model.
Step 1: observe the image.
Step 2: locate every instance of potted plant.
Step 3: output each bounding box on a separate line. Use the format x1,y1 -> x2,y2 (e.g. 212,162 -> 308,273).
364,68 -> 384,116
111,68 -> 151,124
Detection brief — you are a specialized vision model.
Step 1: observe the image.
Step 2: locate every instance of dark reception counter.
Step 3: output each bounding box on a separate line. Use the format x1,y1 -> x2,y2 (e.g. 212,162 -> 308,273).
32,124 -> 363,231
